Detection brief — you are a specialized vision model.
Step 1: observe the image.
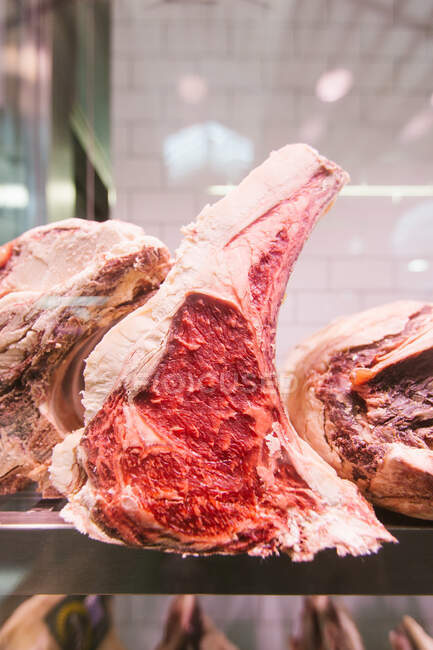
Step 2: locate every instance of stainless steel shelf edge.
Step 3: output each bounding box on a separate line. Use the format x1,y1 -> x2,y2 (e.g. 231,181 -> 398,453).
0,524 -> 430,595
0,511 -> 73,529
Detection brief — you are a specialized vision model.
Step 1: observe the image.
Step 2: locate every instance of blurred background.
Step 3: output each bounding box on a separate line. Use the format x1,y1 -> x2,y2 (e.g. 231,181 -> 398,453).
1,0 -> 432,363
110,594 -> 433,649
1,593 -> 433,649
0,1 -> 433,645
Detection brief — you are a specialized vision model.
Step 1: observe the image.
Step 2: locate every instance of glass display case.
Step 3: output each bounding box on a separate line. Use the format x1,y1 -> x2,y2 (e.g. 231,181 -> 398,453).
1,1 -> 433,645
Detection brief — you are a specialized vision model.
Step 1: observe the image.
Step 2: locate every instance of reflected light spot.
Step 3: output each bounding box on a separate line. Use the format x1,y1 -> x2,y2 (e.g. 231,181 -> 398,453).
20,44 -> 39,83
316,68 -> 353,103
164,121 -> 253,182
47,180 -> 76,206
400,109 -> 433,142
341,185 -> 433,198
108,188 -> 117,207
178,74 -> 208,104
3,43 -> 50,84
348,237 -> 364,255
0,184 -> 29,209
408,259 -> 429,273
208,185 -> 235,196
2,45 -> 19,75
298,116 -> 325,144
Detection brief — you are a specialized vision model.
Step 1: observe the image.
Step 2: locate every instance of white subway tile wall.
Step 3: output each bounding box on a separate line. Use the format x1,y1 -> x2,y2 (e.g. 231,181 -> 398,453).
111,0 -> 433,372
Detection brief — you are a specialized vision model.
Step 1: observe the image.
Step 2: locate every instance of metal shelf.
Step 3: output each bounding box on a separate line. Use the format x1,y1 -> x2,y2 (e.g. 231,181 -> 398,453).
0,499 -> 431,595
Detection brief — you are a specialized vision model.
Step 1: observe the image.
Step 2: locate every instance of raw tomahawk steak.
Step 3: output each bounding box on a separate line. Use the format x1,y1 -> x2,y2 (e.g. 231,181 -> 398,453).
51,144 -> 393,559
0,219 -> 170,494
285,301 -> 433,519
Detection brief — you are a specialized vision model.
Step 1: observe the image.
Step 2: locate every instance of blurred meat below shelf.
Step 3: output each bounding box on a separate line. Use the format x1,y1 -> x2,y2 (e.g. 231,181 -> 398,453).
289,596 -> 365,650
2,593 -> 433,649
0,594 -> 125,650
390,616 -> 433,650
156,595 -> 239,650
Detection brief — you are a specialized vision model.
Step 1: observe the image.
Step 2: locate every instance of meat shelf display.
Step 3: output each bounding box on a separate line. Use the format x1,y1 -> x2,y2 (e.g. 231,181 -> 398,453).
0,145 -> 431,594
0,145 -> 393,561
50,144 -> 392,560
0,493 -> 432,595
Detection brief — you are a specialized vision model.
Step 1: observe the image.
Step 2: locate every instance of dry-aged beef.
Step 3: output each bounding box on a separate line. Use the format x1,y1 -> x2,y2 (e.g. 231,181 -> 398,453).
51,144 -> 393,559
156,596 -> 239,650
285,301 -> 433,519
0,219 -> 170,494
289,596 -> 365,650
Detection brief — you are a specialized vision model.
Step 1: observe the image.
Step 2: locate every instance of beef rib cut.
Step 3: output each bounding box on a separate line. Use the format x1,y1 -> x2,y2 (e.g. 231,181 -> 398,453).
51,144 -> 393,559
285,301 -> 433,519
0,219 -> 170,494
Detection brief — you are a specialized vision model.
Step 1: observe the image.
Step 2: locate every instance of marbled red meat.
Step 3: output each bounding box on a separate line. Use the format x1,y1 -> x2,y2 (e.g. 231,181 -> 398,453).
83,294 -> 317,549
52,144 -> 393,559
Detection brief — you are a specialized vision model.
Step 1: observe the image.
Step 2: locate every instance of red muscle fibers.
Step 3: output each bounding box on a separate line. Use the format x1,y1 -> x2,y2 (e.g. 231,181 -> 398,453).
83,294 -> 314,550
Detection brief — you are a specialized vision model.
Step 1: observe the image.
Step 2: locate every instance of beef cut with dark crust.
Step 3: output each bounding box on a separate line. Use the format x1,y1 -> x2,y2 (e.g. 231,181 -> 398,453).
0,219 -> 170,494
285,301 -> 433,519
51,144 -> 393,559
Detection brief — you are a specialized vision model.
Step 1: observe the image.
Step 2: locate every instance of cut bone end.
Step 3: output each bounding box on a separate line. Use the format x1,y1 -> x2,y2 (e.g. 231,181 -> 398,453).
370,446 -> 433,520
